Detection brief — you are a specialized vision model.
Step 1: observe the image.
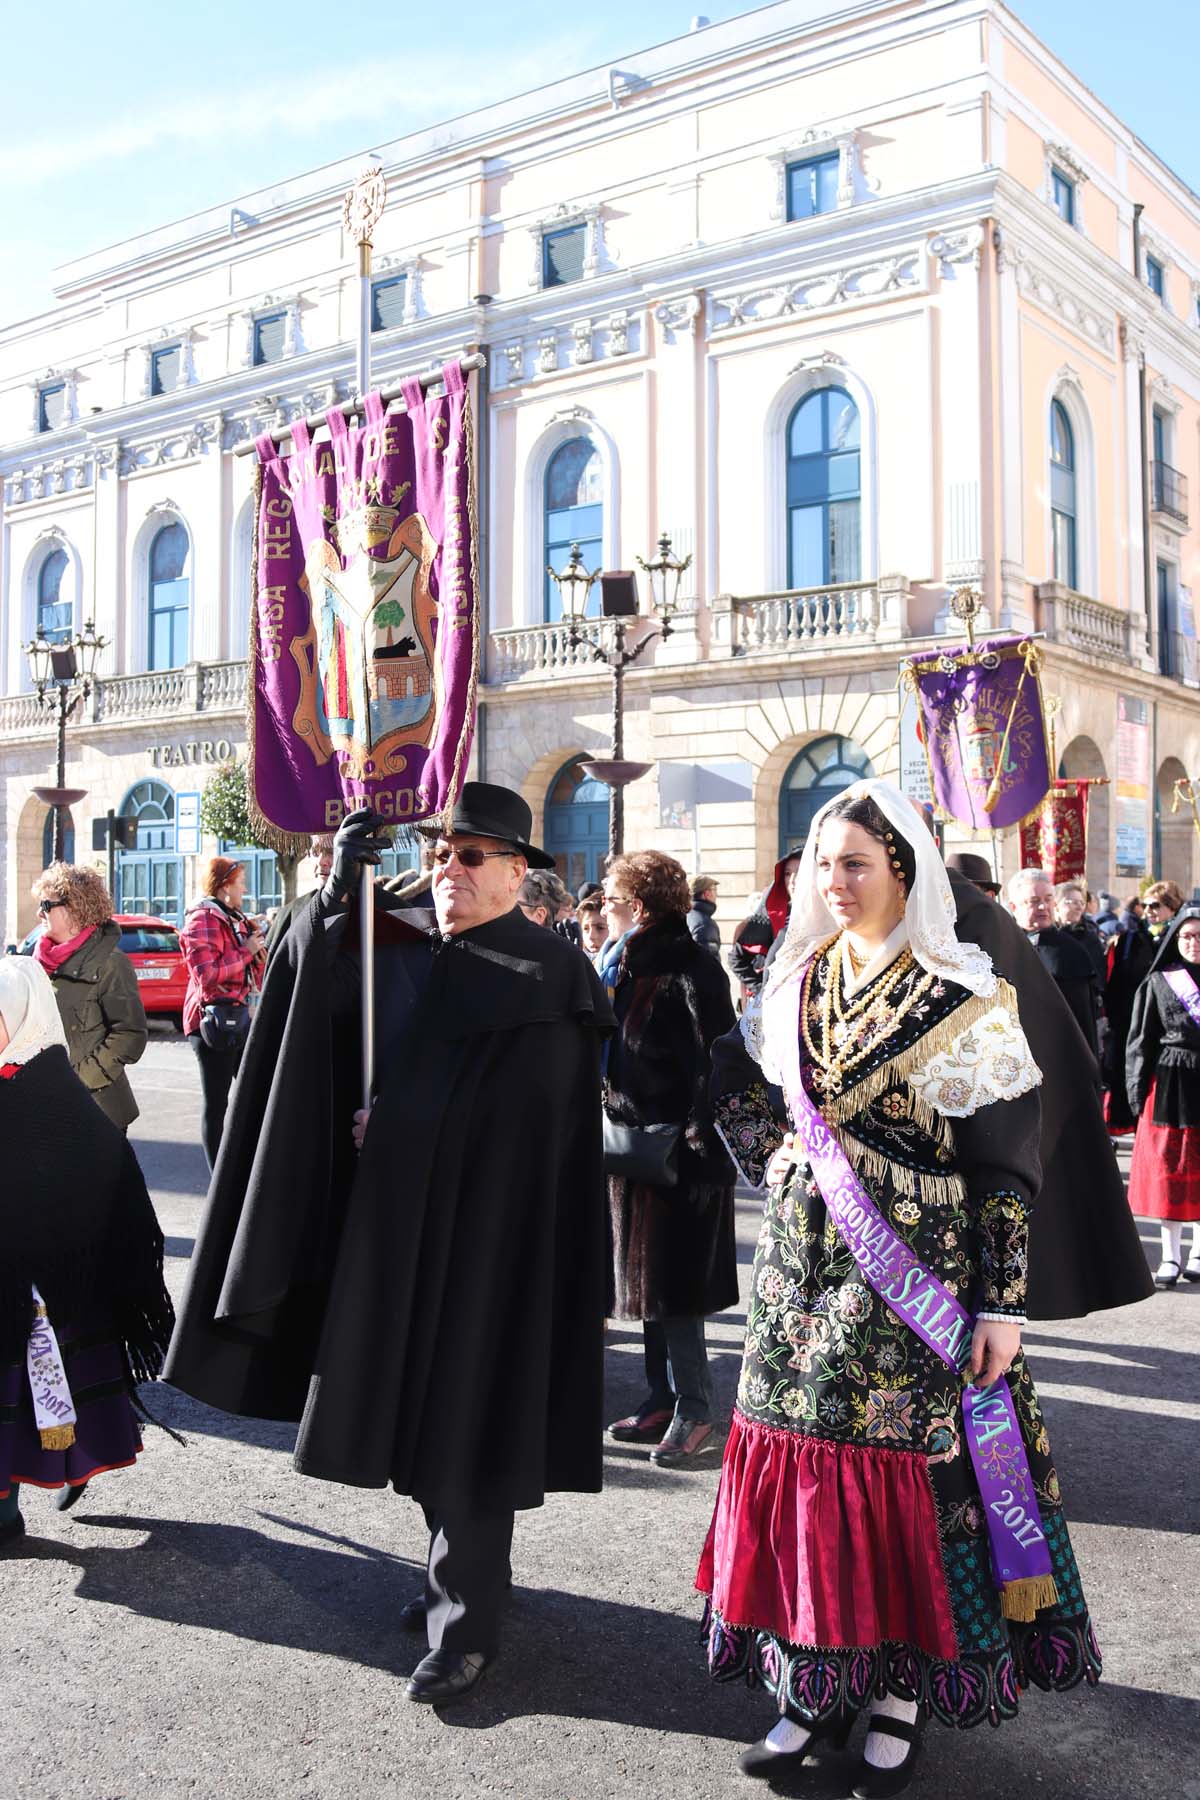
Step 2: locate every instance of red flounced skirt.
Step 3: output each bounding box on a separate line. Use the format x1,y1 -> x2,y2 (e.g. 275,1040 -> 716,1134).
695,1414 -> 957,1658
1128,1093 -> 1200,1222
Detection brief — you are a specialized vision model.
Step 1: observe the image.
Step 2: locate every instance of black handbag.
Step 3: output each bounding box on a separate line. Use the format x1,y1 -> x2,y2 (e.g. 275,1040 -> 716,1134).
602,1116 -> 681,1187
199,1000 -> 251,1053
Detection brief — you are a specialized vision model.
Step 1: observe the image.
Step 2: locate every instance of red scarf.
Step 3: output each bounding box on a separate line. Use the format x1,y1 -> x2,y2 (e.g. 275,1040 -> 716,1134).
34,924 -> 96,974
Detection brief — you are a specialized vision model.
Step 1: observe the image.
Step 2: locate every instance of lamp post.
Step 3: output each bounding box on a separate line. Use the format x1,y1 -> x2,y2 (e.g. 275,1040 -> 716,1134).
546,533 -> 692,859
23,617 -> 106,862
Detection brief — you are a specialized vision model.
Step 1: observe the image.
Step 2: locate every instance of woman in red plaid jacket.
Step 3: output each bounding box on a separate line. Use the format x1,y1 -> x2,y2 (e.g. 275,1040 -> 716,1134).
179,857 -> 266,1171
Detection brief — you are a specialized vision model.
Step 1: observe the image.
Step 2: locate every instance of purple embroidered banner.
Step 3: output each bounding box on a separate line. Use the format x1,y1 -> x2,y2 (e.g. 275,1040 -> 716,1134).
249,361 -> 479,837
1163,966 -> 1200,1029
904,637 -> 1051,831
766,971 -> 1055,1602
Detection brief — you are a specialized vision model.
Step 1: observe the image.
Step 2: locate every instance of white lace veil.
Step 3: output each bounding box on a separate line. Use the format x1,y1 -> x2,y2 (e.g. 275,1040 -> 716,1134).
765,777 -> 997,1000
0,956 -> 69,1066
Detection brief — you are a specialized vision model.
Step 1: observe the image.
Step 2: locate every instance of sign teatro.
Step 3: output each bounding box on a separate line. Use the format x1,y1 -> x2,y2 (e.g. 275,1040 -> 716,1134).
149,739 -> 237,769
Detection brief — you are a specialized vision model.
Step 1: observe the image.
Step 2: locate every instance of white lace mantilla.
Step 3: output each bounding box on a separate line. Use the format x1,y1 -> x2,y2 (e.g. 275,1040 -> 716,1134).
906,1004 -> 1041,1118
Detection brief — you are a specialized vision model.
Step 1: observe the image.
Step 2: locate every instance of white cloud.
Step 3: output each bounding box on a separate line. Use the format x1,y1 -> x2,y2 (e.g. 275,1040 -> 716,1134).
9,37 -> 600,186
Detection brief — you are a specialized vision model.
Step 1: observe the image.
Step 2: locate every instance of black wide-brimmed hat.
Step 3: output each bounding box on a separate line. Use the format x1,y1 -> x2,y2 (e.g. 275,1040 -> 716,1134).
946,851 -> 1000,895
418,782 -> 555,869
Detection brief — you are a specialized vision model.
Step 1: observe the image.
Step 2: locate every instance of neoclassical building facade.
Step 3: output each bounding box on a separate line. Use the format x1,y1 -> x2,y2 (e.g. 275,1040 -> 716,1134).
2,0 -> 1199,942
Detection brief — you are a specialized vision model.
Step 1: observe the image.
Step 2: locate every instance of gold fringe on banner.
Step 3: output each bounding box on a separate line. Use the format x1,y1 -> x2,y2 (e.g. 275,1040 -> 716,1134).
39,1424 -> 75,1452
1001,1574 -> 1059,1622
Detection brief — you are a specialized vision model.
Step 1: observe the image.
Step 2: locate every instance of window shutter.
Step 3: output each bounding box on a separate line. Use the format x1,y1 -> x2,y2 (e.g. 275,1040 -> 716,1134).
151,345 -> 182,394
38,383 -> 67,431
542,225 -> 586,288
253,312 -> 288,365
371,276 -> 408,331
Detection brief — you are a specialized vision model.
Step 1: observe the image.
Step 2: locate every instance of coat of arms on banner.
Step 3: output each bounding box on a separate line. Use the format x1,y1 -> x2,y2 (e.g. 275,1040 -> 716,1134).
290,507 -> 441,779
249,361 -> 479,839
902,637 -> 1051,832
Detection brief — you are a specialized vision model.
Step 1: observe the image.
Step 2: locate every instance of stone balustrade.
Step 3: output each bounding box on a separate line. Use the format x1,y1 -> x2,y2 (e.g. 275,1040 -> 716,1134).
1034,583 -> 1133,661
488,618 -> 619,682
0,660 -> 248,741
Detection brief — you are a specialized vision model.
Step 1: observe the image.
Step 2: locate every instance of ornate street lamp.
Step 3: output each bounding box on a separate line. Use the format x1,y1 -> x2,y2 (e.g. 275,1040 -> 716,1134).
24,617 -> 107,863
546,534 -> 689,859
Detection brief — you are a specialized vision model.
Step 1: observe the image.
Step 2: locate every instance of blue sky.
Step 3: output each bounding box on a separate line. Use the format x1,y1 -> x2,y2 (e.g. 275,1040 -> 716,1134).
0,0 -> 1196,331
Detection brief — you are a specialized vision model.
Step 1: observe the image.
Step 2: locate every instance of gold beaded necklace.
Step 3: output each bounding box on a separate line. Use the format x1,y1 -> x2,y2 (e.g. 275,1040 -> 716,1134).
803,937 -> 933,1095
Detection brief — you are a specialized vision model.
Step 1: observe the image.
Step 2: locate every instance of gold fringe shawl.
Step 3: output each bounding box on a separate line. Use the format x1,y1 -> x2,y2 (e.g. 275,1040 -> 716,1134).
833,1125 -> 967,1206
817,980 -> 1021,1130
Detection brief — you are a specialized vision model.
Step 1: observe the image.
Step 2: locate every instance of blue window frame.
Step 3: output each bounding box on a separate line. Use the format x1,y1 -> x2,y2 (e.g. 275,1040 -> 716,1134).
786,153 -> 840,222
38,382 -> 67,432
253,311 -> 287,365
1152,408 -> 1168,466
370,275 -> 408,331
1157,559 -> 1180,679
37,547 -> 72,643
1050,169 -> 1075,226
1050,400 -> 1077,590
148,522 -> 190,670
116,781 -> 183,926
150,344 -> 182,395
542,224 -> 586,288
1146,255 -> 1165,299
544,438 -> 604,621
779,736 -> 874,858
545,755 -> 610,888
218,842 -> 282,912
786,387 -> 861,588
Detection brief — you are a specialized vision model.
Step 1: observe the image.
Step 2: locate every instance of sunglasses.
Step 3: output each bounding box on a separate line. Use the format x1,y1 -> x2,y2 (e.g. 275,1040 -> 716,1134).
431,845 -> 517,869
37,897 -> 68,914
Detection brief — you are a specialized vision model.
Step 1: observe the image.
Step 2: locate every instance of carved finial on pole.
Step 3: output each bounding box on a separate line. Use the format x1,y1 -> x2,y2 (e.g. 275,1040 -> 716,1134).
949,585 -> 983,650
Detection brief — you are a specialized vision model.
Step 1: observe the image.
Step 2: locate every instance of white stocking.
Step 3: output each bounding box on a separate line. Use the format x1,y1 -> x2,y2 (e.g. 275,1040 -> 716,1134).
1161,1222 -> 1184,1267
864,1693 -> 919,1770
763,1715 -> 813,1754
1186,1224 -> 1200,1270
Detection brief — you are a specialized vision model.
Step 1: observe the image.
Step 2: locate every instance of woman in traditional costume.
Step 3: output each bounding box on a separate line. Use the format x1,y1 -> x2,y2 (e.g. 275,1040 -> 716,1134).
0,958 -> 174,1551
698,780 -> 1099,1797
1126,907 -> 1200,1287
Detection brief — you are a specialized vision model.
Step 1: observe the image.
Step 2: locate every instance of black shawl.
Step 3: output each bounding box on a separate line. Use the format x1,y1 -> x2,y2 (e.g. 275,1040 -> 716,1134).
165,899 -> 615,1513
0,1045 -> 173,1377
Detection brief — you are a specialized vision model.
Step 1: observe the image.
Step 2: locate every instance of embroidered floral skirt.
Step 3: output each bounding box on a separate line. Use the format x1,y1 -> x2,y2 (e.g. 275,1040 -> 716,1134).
1,1317 -> 142,1499
695,1162 -> 1100,1730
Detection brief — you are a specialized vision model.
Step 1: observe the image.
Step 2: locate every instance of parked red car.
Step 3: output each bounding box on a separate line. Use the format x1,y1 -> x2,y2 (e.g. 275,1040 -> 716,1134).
17,912 -> 187,1027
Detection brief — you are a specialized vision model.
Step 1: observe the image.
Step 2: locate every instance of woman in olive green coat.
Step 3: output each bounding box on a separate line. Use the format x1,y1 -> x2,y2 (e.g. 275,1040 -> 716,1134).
29,864 -> 148,1129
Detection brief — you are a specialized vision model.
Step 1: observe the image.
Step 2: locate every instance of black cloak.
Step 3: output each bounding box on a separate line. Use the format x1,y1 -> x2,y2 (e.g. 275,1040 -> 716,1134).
1028,925 -> 1100,1057
948,871 -> 1153,1318
1125,907 -> 1200,1128
164,896 -> 614,1514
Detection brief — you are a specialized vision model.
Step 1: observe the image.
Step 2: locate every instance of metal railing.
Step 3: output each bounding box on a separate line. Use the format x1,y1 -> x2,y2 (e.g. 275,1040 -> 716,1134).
1152,460 -> 1188,525
728,581 -> 881,654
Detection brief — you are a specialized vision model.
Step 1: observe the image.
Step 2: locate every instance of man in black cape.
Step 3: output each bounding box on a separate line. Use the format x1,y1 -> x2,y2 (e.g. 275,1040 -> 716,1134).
164,784 -> 613,1703
948,867 -> 1152,1317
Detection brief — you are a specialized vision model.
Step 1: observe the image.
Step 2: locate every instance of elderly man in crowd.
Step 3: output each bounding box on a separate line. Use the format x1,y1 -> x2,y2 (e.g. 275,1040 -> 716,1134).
686,874 -> 722,956
1008,867 -> 1099,1057
166,783 -> 614,1707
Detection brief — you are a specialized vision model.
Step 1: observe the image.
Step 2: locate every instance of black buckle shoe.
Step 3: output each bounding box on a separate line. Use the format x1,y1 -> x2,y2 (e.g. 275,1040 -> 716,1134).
850,1714 -> 923,1798
404,1649 -> 491,1705
738,1712 -> 852,1779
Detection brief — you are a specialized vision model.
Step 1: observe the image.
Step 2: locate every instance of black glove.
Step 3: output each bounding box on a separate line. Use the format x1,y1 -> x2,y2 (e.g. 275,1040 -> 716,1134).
318,808 -> 390,914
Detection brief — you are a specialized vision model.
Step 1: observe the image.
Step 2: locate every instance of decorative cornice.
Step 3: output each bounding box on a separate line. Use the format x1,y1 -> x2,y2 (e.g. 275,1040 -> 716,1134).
653,293 -> 702,341
710,245 -> 923,332
929,225 -> 986,275
788,348 -> 848,376
1007,242 -> 1116,352
493,309 -> 640,388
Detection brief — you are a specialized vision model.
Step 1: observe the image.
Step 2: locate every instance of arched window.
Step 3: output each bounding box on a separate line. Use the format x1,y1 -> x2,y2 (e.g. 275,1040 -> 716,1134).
1050,400 -> 1077,590
115,780 -> 183,925
779,735 -> 874,857
786,388 -> 861,589
545,755 -> 610,887
148,522 -> 191,670
37,547 -> 72,643
544,439 -> 603,621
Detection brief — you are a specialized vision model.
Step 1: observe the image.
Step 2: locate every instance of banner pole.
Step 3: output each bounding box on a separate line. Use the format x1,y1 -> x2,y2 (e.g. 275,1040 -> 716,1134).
344,162 -> 387,1113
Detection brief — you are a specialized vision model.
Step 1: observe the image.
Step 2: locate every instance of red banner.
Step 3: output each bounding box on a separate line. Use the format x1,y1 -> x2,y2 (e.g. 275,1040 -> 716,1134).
1018,779 -> 1089,884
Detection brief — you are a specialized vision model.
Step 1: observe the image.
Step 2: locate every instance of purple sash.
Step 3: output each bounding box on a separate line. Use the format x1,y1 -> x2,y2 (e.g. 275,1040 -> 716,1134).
766,971 -> 1056,1615
1163,966 -> 1200,1028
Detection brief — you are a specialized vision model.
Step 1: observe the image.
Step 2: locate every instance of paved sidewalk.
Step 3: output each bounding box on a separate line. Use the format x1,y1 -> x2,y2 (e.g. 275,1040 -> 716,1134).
4,1034 -> 1198,1800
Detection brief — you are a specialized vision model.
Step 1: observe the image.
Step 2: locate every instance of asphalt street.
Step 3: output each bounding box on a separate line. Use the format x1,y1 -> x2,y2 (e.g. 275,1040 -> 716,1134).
4,1029 -> 1199,1800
